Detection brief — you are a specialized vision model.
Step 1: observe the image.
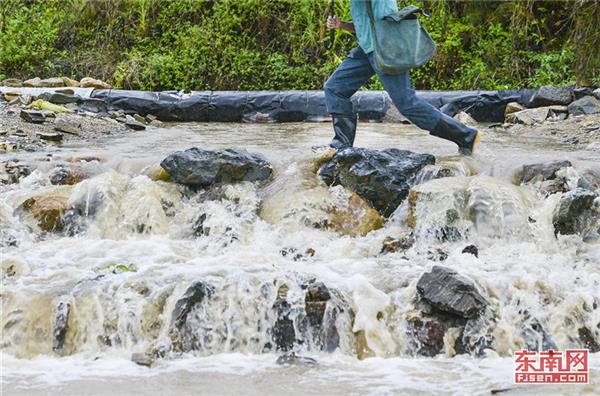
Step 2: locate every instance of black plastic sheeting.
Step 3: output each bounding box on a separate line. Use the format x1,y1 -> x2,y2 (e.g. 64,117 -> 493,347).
91,89 -> 536,123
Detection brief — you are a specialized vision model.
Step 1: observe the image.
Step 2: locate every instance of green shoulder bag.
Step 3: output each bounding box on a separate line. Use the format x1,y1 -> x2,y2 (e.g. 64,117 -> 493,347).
366,1 -> 436,74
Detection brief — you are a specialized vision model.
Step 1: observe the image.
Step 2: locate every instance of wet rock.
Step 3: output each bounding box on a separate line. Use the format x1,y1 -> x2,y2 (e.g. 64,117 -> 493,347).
467,176 -> 530,239
461,244 -> 479,257
0,160 -> 32,184
50,165 -> 87,185
416,266 -> 487,319
529,86 -> 573,107
504,102 -> 525,116
131,352 -> 154,367
52,301 -> 71,355
380,234 -> 414,254
318,148 -> 435,217
521,318 -> 557,352
21,195 -> 69,231
54,120 -> 81,135
272,284 -> 296,352
304,281 -> 342,352
275,352 -> 318,366
125,115 -> 146,130
161,148 -> 273,188
427,247 -> 448,261
594,88 -> 600,100
170,281 -> 214,330
517,160 -> 572,184
453,318 -> 494,356
407,315 -> 446,357
505,107 -> 550,125
325,190 -> 383,237
567,95 -> 600,116
37,132 -> 63,142
408,176 -> 470,231
80,77 -> 111,89
145,114 -> 158,123
578,327 -> 600,352
552,188 -> 599,238
20,109 -> 45,123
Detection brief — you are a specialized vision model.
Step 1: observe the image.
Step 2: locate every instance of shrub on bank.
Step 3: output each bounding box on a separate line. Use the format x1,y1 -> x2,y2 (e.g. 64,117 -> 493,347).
0,0 -> 598,91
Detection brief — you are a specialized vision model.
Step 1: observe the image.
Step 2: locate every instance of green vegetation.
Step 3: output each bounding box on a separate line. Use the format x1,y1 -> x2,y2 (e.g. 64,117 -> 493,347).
0,0 -> 598,91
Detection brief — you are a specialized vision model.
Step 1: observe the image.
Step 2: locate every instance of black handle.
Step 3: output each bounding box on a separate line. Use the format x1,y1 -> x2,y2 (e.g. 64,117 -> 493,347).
325,0 -> 335,50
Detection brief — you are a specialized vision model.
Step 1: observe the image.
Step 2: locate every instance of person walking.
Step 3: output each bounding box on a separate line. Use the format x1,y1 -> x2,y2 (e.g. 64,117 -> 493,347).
323,0 -> 480,155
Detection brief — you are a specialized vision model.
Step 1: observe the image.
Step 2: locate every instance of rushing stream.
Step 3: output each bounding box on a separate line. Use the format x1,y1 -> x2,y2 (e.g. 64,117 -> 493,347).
1,122 -> 599,395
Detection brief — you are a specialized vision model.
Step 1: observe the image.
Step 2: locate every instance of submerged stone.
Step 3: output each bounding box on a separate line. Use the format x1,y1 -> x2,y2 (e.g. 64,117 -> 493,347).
161,148 -> 273,188
552,188 -> 599,238
52,301 -> 71,355
171,281 -> 214,330
416,266 -> 487,319
21,195 -> 69,231
318,148 -> 435,217
517,160 -> 572,184
275,352 -> 318,366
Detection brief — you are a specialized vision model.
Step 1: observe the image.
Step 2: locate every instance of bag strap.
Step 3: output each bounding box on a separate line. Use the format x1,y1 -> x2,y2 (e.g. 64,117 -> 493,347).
365,0 -> 377,41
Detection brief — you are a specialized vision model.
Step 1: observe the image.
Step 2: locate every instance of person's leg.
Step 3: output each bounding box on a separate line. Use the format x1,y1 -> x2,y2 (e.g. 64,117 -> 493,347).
323,46 -> 376,148
372,62 -> 480,154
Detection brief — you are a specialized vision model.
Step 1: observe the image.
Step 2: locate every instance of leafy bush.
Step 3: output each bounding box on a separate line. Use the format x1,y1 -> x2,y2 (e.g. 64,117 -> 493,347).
0,0 -> 596,90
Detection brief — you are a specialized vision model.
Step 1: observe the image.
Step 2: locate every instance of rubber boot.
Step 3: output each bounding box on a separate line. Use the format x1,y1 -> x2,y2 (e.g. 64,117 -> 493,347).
328,115 -> 357,149
430,114 -> 480,155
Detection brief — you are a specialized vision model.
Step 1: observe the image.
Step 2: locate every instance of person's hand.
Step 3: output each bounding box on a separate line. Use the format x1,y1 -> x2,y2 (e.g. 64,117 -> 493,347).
327,15 -> 342,29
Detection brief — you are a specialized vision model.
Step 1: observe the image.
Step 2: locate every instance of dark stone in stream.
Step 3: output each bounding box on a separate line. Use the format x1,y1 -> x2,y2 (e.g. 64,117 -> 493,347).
521,318 -> 557,352
276,352 -> 318,366
171,281 -> 214,330
318,148 -> 435,217
408,316 -> 446,357
131,352 -> 154,367
272,284 -> 296,352
552,188 -> 599,239
528,86 -> 574,107
461,244 -> 479,257
416,266 -> 487,319
52,301 -> 71,355
160,148 -> 273,188
517,160 -> 572,184
380,234 -> 415,254
578,327 -> 600,352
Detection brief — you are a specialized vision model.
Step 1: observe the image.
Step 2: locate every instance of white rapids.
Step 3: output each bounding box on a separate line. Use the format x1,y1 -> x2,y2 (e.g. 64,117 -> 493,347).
1,121 -> 599,395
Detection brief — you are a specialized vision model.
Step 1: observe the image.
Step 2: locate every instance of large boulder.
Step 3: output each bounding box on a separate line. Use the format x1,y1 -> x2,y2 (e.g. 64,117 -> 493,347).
318,148 -> 435,217
568,96 -> 600,116
552,188 -> 599,239
160,148 -> 273,187
416,265 -> 487,319
529,86 -> 574,107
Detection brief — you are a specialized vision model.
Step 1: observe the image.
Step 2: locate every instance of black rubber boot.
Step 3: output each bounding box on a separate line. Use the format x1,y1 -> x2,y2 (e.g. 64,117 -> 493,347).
430,114 -> 480,155
328,115 -> 357,149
